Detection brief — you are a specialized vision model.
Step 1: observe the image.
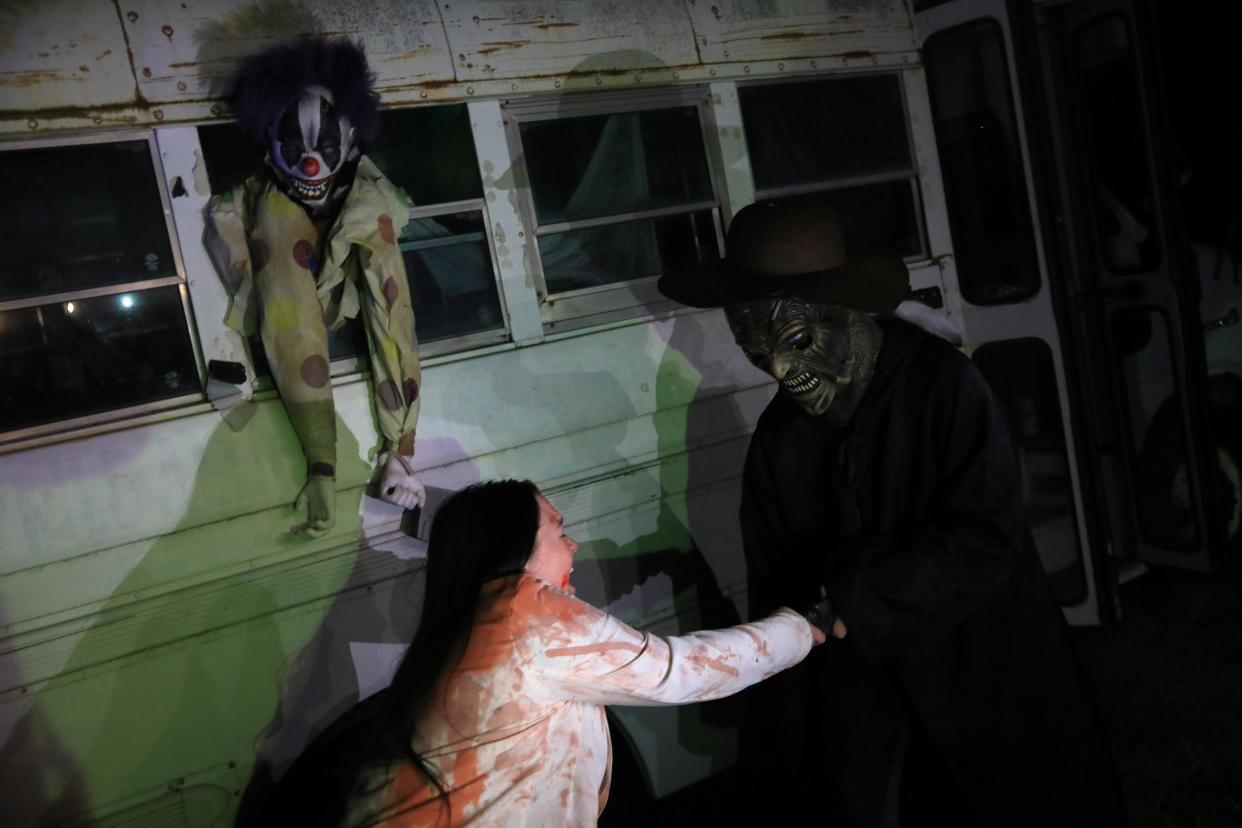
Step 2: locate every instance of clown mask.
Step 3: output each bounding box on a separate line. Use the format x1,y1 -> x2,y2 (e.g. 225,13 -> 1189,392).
726,298 -> 882,424
267,84 -> 357,211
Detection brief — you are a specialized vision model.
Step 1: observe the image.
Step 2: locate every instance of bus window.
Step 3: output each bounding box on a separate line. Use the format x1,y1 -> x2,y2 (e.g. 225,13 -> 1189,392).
739,73 -> 924,259
0,138 -> 201,437
1113,305 -> 1201,552
509,90 -> 723,331
197,103 -> 507,367
373,106 -> 507,350
1075,14 -> 1162,273
924,18 -> 1041,305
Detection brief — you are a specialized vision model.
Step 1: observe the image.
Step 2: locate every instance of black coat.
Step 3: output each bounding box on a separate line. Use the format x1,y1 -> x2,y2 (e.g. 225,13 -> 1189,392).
739,318 -> 1124,827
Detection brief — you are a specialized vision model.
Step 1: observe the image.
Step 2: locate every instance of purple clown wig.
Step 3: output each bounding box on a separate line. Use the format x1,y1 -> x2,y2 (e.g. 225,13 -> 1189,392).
228,36 -> 381,150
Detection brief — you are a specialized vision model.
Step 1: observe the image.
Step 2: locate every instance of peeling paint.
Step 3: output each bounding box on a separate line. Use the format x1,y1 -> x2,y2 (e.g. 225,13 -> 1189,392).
1,0 -> 917,136
190,147 -> 211,197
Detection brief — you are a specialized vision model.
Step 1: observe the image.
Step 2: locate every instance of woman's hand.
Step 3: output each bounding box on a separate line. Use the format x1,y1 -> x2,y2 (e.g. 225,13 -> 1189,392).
809,623 -> 828,646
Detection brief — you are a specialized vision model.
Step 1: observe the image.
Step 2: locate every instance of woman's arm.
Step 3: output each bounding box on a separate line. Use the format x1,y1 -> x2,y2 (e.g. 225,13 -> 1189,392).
517,581 -> 814,706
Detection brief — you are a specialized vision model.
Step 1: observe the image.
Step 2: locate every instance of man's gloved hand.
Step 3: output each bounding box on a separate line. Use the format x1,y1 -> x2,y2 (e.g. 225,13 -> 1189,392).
799,586 -> 847,640
799,589 -> 836,635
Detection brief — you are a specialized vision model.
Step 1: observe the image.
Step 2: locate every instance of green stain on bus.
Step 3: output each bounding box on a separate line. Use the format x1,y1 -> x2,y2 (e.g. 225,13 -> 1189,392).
5,411 -> 373,824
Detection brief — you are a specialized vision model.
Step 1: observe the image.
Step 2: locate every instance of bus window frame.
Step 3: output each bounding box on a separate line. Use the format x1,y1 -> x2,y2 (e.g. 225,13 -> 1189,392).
0,129 -> 207,446
501,85 -> 727,334
736,70 -> 930,263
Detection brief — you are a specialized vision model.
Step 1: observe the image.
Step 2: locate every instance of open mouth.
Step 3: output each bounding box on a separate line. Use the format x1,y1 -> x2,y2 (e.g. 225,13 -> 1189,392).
781,371 -> 821,395
289,175 -> 333,202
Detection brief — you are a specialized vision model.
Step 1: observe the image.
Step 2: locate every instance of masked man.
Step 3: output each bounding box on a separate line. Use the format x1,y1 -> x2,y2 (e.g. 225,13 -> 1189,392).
205,38 -> 424,536
659,199 -> 1124,826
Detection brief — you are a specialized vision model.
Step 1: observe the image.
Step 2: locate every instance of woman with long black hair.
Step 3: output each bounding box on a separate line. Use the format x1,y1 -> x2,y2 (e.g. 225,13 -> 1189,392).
311,479 -> 820,826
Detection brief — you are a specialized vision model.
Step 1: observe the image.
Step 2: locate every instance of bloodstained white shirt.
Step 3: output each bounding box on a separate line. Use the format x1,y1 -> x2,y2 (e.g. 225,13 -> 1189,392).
347,573 -> 813,827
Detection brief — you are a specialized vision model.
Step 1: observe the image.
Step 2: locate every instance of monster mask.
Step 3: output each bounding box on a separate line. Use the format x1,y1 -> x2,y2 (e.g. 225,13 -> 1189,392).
727,298 -> 883,425
267,84 -> 356,209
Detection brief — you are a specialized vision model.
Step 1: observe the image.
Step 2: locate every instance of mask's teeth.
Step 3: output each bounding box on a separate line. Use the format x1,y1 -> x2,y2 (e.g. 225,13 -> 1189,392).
781,371 -> 822,394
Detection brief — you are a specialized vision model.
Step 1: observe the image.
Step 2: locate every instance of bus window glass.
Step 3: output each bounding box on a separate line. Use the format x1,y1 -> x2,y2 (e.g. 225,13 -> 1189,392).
1075,15 -> 1162,273
974,339 -> 1087,604
518,105 -> 720,300
369,106 -> 483,205
924,19 -> 1041,305
0,141 -> 178,301
739,74 -> 923,258
399,211 -> 504,342
0,139 -> 200,436
1113,306 -> 1200,550
199,103 -> 505,361
1,288 -> 199,433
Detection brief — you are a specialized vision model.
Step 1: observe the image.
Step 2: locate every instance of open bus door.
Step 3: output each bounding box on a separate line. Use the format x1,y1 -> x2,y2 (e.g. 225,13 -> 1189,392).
1039,0 -> 1238,576
920,0 -> 1239,614
915,0 -> 1109,624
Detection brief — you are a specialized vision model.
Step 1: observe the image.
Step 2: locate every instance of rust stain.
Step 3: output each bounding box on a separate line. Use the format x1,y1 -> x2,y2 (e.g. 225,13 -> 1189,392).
0,104 -> 142,131
476,39 -> 528,56
161,24 -> 174,39
759,30 -> 824,42
534,21 -> 578,30
1,69 -> 82,88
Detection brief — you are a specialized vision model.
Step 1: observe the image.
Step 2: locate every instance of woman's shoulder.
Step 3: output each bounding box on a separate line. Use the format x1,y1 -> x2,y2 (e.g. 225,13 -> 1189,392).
501,575 -> 610,649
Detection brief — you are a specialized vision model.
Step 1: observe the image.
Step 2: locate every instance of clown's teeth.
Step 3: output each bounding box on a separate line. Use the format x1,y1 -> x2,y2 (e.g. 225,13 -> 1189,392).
291,177 -> 330,199
781,371 -> 821,394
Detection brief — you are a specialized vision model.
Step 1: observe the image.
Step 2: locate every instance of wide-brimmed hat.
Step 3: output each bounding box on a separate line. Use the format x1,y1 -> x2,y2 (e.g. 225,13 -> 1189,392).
657,199 -> 908,312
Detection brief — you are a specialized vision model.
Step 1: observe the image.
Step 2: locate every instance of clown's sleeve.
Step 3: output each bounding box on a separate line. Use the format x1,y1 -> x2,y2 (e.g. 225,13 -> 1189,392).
346,158 -> 422,447
203,183 -> 258,337
517,580 -> 813,706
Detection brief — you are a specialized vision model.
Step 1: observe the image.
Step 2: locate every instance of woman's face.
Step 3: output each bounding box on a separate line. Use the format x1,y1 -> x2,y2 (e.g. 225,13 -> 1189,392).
526,494 -> 578,594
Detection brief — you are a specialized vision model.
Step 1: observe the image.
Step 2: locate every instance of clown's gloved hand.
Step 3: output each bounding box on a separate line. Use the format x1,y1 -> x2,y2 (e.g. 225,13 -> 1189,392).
379,452 -> 426,511
293,474 -> 335,537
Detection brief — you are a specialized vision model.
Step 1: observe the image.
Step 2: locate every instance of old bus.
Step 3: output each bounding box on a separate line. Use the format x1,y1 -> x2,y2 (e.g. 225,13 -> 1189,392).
1,0 -> 1236,824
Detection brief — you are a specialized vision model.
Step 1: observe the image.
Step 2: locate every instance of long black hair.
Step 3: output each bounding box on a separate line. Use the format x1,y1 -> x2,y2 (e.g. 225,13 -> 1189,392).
379,479 -> 541,790
249,480 -> 541,827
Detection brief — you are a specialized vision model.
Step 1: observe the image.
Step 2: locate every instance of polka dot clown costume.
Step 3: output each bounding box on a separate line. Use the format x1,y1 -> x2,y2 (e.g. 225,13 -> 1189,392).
205,38 -> 423,536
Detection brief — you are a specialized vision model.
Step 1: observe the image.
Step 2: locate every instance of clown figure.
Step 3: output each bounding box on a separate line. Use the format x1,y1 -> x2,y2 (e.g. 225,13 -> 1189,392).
205,38 -> 424,536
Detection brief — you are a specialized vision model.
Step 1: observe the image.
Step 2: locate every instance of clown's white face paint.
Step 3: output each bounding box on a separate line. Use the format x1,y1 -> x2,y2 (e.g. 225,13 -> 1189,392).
526,495 -> 578,595
266,84 -> 356,209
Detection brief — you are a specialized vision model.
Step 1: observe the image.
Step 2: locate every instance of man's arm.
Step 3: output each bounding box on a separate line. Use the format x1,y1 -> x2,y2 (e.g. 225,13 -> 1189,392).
740,436 -> 819,618
828,357 -> 1023,663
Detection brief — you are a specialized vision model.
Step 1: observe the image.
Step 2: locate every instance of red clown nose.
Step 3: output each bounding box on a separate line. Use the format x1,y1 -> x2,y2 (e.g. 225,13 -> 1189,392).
299,157 -> 320,177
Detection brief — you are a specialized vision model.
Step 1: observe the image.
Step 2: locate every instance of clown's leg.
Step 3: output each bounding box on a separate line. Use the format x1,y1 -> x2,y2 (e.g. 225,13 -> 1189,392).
253,231 -> 338,536
359,249 -> 424,510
